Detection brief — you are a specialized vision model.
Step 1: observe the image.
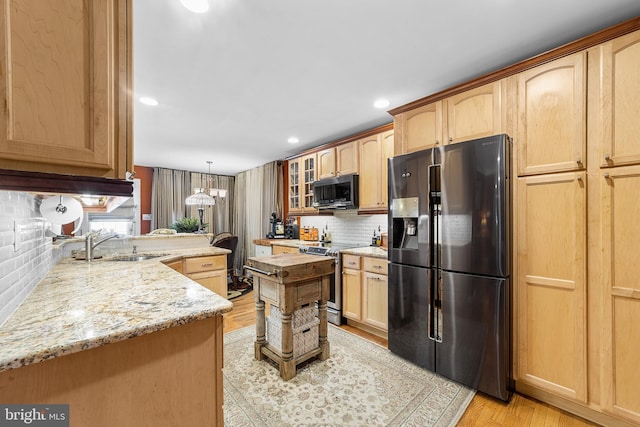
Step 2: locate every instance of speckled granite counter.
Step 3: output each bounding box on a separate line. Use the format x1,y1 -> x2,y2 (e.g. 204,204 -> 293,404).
340,246 -> 388,259
0,247 -> 233,373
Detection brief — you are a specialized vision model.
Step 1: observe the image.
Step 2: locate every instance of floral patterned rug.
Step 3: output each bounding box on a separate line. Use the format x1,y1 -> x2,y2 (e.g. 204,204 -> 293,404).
223,325 -> 475,426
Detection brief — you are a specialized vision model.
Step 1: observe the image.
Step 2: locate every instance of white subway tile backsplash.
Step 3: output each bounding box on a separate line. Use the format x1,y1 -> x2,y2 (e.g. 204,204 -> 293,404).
0,191 -> 54,326
299,210 -> 388,247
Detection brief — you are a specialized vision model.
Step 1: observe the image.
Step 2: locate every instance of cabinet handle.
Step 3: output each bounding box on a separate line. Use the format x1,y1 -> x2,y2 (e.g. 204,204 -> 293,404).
201,263 -> 213,267
604,154 -> 611,161
448,137 -> 453,142
435,139 -> 440,145
371,276 -> 384,281
577,175 -> 583,182
373,265 -> 383,269
576,157 -> 582,164
604,173 -> 610,179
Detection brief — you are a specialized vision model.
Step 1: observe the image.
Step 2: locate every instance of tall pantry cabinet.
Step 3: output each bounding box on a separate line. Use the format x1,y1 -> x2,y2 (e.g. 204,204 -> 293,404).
0,0 -> 132,179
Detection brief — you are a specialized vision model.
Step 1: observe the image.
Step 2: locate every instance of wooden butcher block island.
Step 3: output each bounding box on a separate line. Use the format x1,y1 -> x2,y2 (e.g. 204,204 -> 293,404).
246,253 -> 335,380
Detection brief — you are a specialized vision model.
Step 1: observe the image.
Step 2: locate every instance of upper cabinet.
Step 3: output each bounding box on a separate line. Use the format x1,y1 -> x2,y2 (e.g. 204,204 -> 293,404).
598,30 -> 640,168
394,81 -> 504,155
393,101 -> 443,154
317,141 -> 359,179
516,53 -> 586,176
359,130 -> 394,211
288,153 -> 317,214
0,0 -> 132,179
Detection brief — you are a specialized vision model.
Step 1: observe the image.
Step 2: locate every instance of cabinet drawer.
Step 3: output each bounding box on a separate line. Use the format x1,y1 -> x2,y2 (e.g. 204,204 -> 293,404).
363,257 -> 388,275
183,255 -> 226,273
342,254 -> 361,270
295,279 -> 322,305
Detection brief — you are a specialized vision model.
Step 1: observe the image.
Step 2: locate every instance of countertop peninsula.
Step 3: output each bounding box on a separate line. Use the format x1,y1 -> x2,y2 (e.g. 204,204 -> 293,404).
0,247 -> 233,373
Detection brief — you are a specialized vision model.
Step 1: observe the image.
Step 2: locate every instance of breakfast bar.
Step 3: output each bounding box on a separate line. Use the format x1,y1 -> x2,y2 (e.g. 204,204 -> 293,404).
247,253 -> 335,380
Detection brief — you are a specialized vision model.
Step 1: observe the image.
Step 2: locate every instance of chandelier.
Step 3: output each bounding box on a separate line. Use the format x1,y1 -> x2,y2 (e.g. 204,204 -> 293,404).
185,161 -> 226,232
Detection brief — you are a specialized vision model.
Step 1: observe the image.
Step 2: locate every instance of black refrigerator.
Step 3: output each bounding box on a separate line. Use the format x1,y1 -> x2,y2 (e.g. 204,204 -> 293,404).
387,134 -> 512,401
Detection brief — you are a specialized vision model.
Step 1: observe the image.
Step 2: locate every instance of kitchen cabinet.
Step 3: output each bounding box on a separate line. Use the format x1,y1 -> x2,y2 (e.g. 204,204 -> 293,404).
317,141 -> 359,179
600,165 -> 640,424
0,0 -> 132,179
181,255 -> 228,298
598,30 -> 640,168
341,254 -> 388,335
358,130 -> 394,210
394,81 -> 504,155
342,255 -> 362,320
516,52 -> 587,176
272,245 -> 299,255
393,101 -> 443,154
287,154 -> 317,214
516,172 -> 587,402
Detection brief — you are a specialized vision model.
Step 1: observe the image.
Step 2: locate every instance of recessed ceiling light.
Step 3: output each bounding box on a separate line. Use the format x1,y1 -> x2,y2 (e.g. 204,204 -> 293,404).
373,99 -> 390,109
139,96 -> 159,106
180,0 -> 209,13
287,137 -> 299,144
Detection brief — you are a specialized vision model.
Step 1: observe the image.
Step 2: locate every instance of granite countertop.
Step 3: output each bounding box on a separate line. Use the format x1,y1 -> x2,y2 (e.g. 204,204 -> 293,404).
0,247 -> 233,373
340,246 -> 389,259
253,239 -> 319,247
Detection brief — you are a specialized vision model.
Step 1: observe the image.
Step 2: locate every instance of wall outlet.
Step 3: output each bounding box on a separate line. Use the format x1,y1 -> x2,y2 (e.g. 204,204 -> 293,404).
142,213 -> 152,221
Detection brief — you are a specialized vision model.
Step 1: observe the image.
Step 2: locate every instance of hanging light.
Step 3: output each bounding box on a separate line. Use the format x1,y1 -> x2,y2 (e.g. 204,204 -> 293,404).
184,161 -> 227,233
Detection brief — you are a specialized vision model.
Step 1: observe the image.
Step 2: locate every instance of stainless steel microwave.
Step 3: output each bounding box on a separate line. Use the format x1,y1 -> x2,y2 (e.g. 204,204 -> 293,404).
312,174 -> 359,210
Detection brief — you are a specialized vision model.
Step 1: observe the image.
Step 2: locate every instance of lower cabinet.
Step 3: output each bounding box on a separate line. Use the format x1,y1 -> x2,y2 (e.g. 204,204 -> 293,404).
272,245 -> 299,255
342,254 -> 388,335
165,255 -> 228,298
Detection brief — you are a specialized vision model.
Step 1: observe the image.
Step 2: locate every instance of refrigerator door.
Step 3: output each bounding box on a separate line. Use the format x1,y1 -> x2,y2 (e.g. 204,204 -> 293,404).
388,262 -> 435,371
437,134 -> 510,277
436,271 -> 511,401
388,150 -> 432,268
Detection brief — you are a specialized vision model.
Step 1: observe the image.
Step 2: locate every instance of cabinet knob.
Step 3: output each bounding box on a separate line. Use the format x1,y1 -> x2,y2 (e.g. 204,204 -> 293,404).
577,175 -> 583,182
576,157 -> 582,164
604,173 -> 610,179
604,154 -> 611,161
448,137 -> 453,142
435,139 -> 440,145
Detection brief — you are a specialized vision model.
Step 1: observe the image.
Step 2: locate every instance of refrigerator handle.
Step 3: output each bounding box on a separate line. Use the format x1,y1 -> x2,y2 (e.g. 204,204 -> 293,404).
427,270 -> 436,342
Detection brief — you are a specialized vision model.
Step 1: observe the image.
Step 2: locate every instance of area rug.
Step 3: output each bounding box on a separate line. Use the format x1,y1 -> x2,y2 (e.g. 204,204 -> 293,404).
223,325 -> 475,426
227,275 -> 253,300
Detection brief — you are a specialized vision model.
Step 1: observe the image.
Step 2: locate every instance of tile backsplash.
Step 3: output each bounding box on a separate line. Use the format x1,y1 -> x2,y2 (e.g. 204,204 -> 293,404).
0,191 -> 55,326
299,210 -> 387,246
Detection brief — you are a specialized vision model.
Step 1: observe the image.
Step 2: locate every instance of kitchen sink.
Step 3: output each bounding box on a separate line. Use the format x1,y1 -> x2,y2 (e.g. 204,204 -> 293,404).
107,254 -> 163,262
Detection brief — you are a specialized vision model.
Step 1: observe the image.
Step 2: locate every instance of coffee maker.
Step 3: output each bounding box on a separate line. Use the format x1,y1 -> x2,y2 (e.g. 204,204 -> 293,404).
266,212 -> 285,239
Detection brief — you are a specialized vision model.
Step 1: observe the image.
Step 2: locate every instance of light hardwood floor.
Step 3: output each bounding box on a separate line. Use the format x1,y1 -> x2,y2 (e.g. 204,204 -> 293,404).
223,291 -> 598,427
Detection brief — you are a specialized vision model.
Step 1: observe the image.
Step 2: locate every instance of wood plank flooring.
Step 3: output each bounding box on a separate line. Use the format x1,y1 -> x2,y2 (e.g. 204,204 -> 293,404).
223,291 -> 598,426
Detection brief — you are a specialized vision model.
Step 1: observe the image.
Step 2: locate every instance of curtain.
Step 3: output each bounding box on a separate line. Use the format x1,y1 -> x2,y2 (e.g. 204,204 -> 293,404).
233,161 -> 283,274
151,167 -> 234,234
151,168 -> 191,230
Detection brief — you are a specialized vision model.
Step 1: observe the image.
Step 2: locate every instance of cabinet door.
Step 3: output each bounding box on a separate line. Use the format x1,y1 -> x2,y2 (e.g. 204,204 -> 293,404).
336,141 -> 358,176
363,271 -> 388,331
342,268 -> 361,321
317,148 -> 336,179
446,81 -> 503,144
358,135 -> 382,210
301,153 -> 317,212
380,130 -> 394,209
272,245 -> 298,255
0,0 -> 131,178
600,166 -> 640,424
396,101 -> 443,154
516,53 -> 586,176
287,158 -> 301,212
188,270 -> 228,298
516,172 -> 587,402
599,30 -> 640,168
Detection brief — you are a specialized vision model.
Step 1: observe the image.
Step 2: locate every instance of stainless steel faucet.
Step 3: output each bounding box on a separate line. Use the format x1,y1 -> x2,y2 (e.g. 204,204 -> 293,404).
85,232 -> 119,262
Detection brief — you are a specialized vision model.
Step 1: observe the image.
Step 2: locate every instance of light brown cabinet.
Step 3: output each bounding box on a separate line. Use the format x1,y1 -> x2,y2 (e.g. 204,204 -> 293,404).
394,81 -> 504,155
358,130 -> 394,210
287,153 -> 317,214
179,255 -> 228,298
317,142 -> 359,179
598,30 -> 640,168
0,0 -> 132,179
342,254 -> 388,335
516,172 -> 587,402
516,52 -> 586,176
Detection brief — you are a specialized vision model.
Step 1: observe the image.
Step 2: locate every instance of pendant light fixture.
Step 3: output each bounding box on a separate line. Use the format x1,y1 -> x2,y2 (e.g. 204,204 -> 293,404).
185,161 -> 226,232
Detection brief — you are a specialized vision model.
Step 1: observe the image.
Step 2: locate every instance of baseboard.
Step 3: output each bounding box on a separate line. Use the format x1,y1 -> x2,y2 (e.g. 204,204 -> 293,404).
515,381 -> 637,427
345,319 -> 388,340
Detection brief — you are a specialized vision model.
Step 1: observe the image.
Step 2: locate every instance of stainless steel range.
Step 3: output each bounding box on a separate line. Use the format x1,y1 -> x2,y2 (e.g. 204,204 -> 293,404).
299,243 -> 360,325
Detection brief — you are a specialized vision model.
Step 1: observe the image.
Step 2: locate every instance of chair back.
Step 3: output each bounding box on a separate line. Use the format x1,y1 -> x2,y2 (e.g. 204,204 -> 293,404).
211,235 -> 238,270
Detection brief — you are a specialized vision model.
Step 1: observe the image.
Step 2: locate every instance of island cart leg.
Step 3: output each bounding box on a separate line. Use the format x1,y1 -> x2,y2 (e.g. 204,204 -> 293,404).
317,299 -> 330,360
280,312 -> 296,380
254,297 -> 266,361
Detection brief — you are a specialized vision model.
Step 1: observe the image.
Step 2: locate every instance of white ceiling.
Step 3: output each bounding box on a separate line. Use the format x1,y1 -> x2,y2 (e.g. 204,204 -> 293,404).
133,0 -> 640,176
